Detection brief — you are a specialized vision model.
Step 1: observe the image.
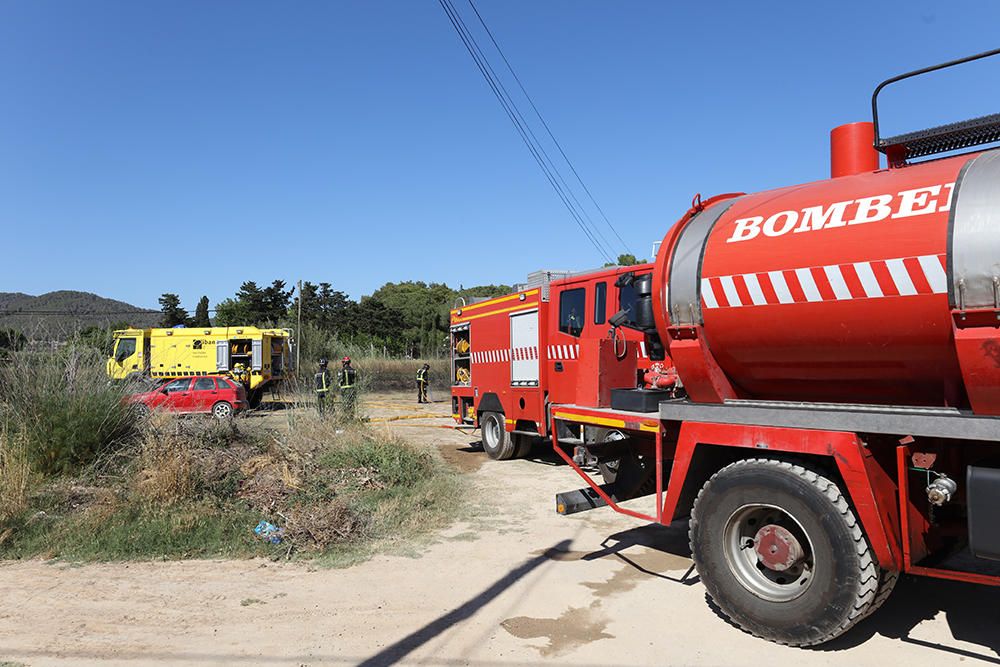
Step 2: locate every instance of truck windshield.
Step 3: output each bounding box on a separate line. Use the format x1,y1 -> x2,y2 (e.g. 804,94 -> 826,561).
115,337 -> 136,362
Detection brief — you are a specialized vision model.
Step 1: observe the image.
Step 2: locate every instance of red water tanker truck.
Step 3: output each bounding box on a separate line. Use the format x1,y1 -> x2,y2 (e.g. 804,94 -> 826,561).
452,48 -> 1000,646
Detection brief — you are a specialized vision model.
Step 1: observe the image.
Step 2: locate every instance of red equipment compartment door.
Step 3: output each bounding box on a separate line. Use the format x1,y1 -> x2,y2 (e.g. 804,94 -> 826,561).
510,309 -> 539,386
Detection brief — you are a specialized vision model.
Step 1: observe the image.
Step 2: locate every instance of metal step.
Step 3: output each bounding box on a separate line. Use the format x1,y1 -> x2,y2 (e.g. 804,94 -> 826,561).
556,484 -> 612,515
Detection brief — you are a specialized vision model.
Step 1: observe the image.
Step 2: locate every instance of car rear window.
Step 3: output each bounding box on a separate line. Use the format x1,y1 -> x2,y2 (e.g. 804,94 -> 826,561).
194,378 -> 215,391
216,378 -> 234,390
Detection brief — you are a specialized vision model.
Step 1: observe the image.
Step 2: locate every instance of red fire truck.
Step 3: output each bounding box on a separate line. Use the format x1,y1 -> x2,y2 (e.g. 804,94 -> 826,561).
449,265 -> 664,460
451,48 -> 1000,647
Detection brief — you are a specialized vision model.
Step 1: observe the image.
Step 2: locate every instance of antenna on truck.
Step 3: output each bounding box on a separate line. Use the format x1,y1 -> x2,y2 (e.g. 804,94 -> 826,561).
872,46 -> 1000,164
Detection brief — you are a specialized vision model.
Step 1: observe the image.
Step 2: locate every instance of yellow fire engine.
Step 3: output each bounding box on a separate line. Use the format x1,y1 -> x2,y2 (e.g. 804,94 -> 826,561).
106,326 -> 293,405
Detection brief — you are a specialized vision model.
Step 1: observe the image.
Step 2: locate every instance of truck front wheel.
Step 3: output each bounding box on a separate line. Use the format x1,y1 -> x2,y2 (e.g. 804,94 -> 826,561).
481,412 -> 515,460
689,458 -> 883,646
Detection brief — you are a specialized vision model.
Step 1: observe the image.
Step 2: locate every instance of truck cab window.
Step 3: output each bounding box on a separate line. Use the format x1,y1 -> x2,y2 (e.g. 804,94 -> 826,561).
594,282 -> 607,325
618,282 -> 638,325
559,288 -> 586,337
115,337 -> 136,362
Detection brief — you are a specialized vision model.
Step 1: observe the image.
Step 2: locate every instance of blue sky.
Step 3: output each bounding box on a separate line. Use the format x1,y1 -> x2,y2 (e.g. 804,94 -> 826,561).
3,0 -> 999,310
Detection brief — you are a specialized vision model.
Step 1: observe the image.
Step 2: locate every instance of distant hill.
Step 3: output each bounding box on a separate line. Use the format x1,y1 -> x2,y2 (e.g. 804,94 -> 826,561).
0,291 -> 159,340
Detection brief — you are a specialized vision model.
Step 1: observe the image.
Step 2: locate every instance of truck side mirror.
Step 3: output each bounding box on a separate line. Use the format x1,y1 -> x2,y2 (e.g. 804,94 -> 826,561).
609,310 -> 630,328
614,272 -> 635,289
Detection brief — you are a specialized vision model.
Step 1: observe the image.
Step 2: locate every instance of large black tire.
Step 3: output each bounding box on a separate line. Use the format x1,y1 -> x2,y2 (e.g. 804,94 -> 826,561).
689,459 -> 882,647
861,569 -> 899,620
247,388 -> 264,409
481,412 -> 516,460
596,430 -> 654,501
512,433 -> 535,459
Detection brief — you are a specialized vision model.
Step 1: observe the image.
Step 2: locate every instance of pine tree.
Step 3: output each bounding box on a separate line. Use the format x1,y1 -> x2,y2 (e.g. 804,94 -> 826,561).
191,296 -> 211,327
158,293 -> 189,327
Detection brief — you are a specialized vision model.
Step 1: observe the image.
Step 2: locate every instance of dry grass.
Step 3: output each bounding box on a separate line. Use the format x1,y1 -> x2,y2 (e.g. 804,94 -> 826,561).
132,432 -> 196,507
0,346 -> 460,562
0,426 -> 30,524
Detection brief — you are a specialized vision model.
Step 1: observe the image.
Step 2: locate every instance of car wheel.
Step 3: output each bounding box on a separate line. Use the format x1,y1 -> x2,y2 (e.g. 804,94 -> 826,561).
481,412 -> 515,460
132,403 -> 151,420
212,401 -> 234,419
689,458 -> 882,646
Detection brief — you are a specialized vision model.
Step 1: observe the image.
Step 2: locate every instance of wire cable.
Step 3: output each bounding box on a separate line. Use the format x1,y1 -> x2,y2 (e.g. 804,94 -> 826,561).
437,0 -> 615,263
466,0 -> 633,258
439,0 -> 613,262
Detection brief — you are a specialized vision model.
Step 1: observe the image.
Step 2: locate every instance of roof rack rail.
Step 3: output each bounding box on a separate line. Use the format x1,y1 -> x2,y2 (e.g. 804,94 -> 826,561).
872,47 -> 1000,164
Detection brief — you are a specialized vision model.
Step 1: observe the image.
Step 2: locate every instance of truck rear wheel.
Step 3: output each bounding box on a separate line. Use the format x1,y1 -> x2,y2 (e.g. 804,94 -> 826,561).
597,430 -> 654,501
689,459 -> 881,646
247,388 -> 264,409
481,412 -> 515,460
512,433 -> 536,458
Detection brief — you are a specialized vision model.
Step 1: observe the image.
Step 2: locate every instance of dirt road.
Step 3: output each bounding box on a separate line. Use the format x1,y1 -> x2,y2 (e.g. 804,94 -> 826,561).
1,393 -> 998,666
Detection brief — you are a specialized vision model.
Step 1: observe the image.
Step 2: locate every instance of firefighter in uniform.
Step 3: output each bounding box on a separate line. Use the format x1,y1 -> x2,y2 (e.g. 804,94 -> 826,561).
315,358 -> 332,415
416,363 -> 430,403
338,356 -> 358,419
232,362 -> 250,387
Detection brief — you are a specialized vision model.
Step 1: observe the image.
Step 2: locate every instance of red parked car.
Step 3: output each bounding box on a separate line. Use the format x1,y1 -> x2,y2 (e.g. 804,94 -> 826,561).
125,375 -> 247,418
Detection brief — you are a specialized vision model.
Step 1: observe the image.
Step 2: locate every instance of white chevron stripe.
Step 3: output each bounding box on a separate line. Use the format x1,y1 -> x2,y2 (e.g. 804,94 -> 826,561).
719,275 -> 742,307
701,279 -> 719,309
918,255 -> 947,294
854,261 -> 883,298
823,265 -> 852,300
742,273 -> 767,306
795,267 -> 822,302
768,271 -> 793,304
886,258 -> 917,296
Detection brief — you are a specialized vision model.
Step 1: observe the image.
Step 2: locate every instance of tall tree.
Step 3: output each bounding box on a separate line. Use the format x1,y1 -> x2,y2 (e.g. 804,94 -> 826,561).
214,280 -> 294,326
261,280 -> 294,323
605,253 -> 646,267
191,296 -> 211,327
158,293 -> 189,327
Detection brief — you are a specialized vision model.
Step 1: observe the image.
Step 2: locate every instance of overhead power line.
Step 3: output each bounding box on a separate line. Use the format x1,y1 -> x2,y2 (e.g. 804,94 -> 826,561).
465,0 -> 633,257
437,0 -> 622,264
437,0 -> 612,262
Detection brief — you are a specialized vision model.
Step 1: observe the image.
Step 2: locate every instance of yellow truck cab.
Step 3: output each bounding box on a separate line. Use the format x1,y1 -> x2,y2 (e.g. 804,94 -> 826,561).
107,326 -> 294,406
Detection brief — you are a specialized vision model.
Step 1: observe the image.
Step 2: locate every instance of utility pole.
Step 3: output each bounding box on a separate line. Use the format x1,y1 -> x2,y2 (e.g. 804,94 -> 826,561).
296,279 -> 302,372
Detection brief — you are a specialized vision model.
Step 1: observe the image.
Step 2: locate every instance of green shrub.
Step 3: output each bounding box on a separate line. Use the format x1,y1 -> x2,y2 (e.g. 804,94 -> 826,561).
318,428 -> 436,487
0,346 -> 136,474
